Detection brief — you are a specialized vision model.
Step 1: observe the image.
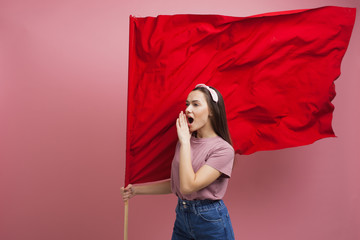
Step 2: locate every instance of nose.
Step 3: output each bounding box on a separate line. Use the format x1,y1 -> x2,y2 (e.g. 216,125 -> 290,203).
185,105 -> 192,114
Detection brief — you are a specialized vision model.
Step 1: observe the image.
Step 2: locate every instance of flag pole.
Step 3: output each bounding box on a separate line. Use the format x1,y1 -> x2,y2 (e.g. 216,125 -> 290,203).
124,200 -> 129,240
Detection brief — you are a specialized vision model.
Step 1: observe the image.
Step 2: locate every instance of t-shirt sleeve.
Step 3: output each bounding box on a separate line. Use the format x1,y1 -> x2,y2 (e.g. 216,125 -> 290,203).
205,144 -> 234,178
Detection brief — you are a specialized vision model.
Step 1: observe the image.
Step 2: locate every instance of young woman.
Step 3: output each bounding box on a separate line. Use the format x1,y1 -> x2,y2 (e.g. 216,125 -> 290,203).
121,84 -> 235,239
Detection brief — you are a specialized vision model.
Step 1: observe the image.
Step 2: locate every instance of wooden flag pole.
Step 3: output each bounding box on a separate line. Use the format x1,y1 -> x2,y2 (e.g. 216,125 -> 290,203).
124,200 -> 129,240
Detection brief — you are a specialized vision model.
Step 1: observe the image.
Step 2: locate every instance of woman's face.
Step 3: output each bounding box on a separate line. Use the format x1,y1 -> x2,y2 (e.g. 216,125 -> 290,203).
185,90 -> 213,134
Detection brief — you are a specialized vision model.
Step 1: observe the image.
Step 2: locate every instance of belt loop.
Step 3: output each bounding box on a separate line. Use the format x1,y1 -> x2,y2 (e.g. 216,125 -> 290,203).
192,202 -> 198,214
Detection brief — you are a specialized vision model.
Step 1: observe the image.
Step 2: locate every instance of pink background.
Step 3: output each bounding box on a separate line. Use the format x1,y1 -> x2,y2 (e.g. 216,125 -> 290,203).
0,0 -> 359,239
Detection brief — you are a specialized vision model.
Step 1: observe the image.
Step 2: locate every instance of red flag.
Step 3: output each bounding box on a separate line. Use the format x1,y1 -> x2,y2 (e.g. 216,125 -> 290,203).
126,6 -> 356,185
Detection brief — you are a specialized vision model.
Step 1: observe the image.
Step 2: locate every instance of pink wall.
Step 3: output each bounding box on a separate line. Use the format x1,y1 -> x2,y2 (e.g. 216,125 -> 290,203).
0,0 -> 359,239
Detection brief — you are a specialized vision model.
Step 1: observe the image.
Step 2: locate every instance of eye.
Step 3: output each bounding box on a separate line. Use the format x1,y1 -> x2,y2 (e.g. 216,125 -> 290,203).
185,102 -> 190,107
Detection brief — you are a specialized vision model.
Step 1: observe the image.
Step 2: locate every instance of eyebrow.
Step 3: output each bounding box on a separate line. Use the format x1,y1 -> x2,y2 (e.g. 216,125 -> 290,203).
186,100 -> 201,103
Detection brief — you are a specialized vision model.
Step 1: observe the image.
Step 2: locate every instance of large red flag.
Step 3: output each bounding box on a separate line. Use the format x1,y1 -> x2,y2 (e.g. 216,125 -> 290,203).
126,6 -> 356,185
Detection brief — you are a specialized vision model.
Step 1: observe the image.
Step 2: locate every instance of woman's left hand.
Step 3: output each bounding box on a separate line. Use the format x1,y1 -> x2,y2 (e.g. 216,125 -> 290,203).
176,111 -> 191,145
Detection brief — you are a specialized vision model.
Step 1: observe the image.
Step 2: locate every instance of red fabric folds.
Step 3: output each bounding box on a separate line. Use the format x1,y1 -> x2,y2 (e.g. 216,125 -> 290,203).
126,6 -> 356,185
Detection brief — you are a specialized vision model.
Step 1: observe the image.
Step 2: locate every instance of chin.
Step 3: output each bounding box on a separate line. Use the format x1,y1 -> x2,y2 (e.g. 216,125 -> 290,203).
189,125 -> 196,132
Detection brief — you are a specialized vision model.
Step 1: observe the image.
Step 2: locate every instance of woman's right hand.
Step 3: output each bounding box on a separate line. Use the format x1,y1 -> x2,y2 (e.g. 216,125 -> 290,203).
120,184 -> 135,201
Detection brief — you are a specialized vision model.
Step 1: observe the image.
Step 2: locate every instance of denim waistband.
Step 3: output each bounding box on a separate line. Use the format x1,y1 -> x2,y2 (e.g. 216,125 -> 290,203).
177,198 -> 223,213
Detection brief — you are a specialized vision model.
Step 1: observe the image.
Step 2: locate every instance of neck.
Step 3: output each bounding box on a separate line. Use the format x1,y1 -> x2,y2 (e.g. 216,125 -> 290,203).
196,126 -> 217,138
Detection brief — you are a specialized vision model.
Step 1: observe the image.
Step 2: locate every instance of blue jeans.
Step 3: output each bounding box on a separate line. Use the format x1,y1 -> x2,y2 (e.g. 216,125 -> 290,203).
172,198 -> 235,240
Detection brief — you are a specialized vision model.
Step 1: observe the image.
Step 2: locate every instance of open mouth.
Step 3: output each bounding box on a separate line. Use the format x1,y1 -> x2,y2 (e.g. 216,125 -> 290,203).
188,117 -> 194,124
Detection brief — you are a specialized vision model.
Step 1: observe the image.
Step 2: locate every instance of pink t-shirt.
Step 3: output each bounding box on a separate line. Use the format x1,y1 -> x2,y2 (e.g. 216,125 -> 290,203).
171,136 -> 234,200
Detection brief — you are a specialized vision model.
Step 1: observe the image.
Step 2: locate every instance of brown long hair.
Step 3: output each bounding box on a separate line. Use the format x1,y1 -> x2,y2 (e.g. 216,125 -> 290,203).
192,86 -> 232,146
